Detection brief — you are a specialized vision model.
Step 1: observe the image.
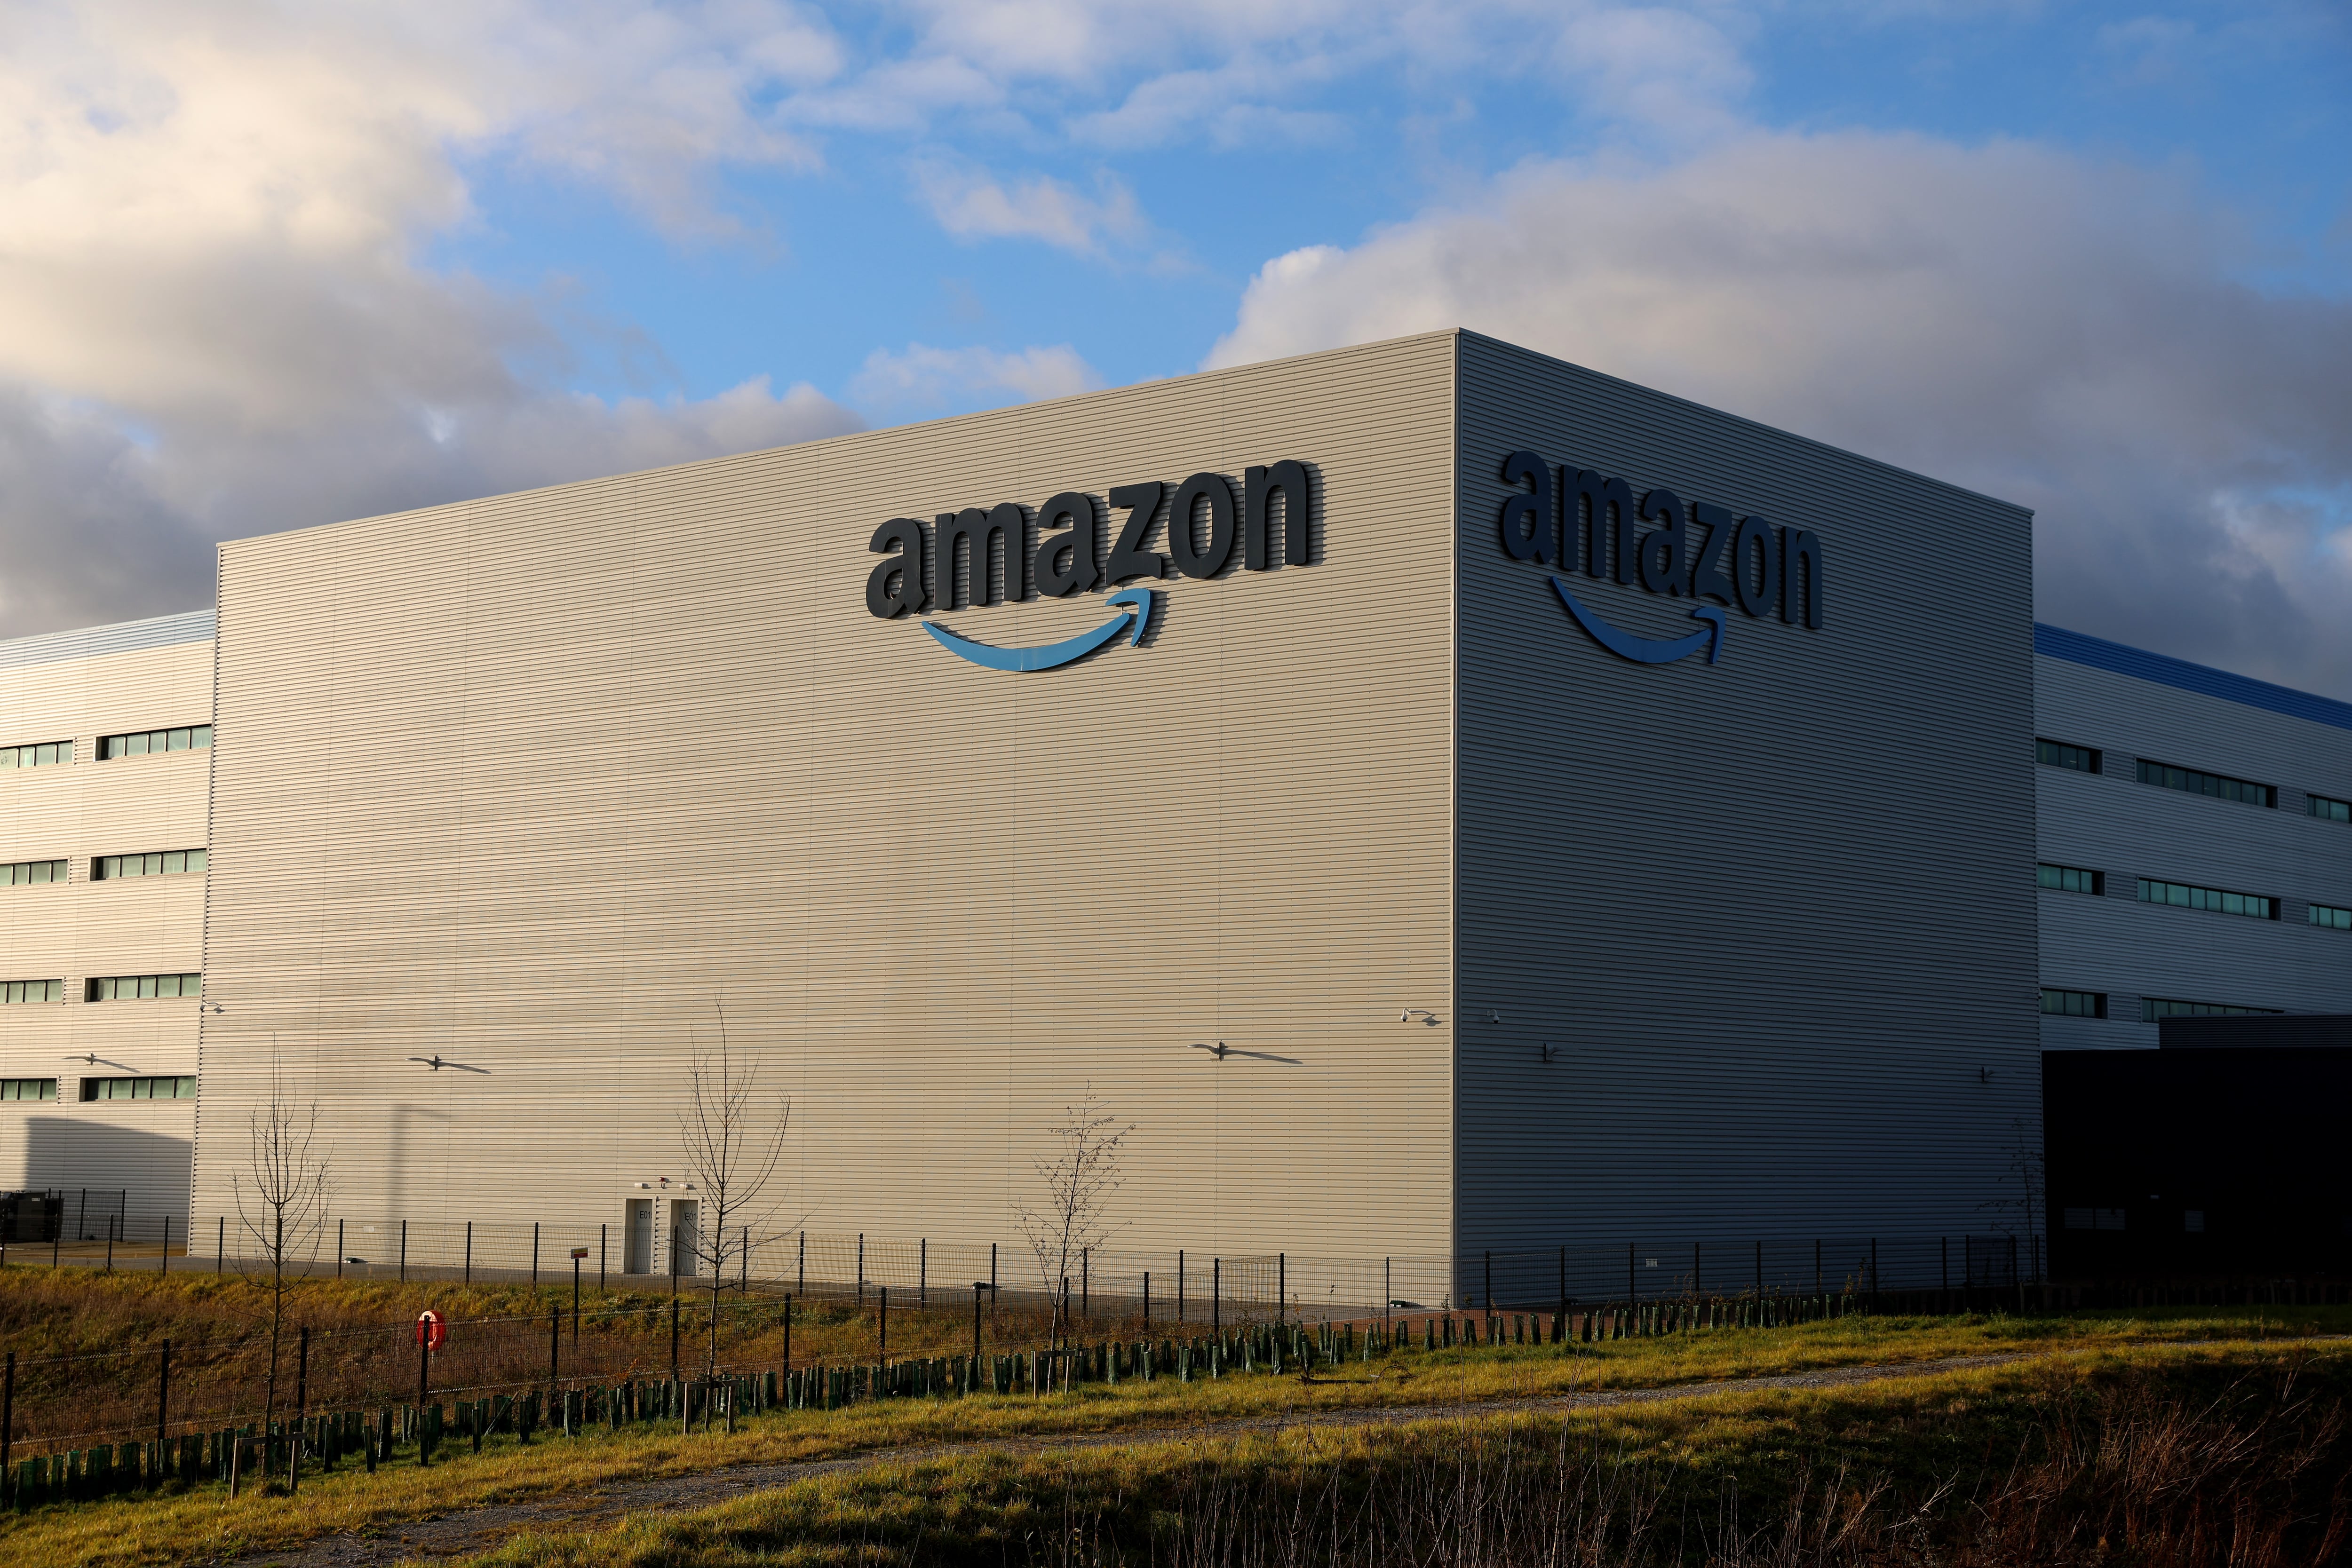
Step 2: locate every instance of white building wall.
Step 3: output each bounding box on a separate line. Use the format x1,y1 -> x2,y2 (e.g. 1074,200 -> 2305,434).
2034,628 -> 2352,1051
0,612 -> 215,1239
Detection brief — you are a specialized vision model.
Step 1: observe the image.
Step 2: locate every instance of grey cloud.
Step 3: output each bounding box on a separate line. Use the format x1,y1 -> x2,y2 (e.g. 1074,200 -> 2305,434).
1208,131 -> 2352,697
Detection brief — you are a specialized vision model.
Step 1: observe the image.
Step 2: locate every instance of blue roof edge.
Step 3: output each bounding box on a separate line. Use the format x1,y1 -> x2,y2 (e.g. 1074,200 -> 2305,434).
0,609 -> 216,673
2034,623 -> 2352,735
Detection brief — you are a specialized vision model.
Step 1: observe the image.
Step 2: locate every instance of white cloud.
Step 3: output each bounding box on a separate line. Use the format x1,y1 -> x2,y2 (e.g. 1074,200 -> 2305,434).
1208,131 -> 2352,694
0,0 -> 864,636
850,342 -> 1104,412
912,161 -> 1146,255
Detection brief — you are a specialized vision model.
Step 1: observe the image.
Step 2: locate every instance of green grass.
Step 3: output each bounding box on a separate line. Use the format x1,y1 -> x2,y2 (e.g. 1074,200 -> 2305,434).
0,1302 -> 2344,1568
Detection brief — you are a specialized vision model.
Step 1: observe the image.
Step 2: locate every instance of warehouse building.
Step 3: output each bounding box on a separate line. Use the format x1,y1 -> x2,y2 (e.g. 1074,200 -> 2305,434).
0,330 -> 2344,1296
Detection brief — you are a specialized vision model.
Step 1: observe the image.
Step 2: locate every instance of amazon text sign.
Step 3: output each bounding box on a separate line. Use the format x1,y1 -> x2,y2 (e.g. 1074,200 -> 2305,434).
1498,450 -> 1822,668
865,462 -> 1316,671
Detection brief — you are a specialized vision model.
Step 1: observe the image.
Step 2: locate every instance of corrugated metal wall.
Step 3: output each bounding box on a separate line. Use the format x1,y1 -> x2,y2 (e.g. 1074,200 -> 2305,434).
2034,651 -> 2352,1049
0,626 -> 215,1232
1452,332 -> 2040,1276
198,334 -> 1460,1305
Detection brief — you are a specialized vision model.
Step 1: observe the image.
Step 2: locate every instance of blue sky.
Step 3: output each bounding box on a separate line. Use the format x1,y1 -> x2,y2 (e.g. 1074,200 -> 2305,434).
2,0 -> 2347,691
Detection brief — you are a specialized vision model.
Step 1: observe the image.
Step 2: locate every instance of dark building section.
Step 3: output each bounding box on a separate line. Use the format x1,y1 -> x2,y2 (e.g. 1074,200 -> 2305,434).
2044,1047 -> 2352,1280
2159,1014 -> 2352,1050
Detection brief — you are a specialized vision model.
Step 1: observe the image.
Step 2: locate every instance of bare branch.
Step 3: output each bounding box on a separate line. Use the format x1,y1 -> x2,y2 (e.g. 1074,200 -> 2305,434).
1013,1087 -> 1133,1351
674,1001 -> 803,1390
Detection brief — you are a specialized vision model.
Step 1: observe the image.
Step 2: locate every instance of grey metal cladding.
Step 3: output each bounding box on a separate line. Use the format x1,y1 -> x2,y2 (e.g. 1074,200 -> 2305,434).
0,610 -> 217,672
2034,651 -> 2352,1052
1452,331 -> 2038,1255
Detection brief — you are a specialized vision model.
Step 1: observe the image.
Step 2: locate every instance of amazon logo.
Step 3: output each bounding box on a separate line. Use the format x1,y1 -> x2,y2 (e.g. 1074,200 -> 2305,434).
1498,450 -> 1823,667
865,462 -> 1316,672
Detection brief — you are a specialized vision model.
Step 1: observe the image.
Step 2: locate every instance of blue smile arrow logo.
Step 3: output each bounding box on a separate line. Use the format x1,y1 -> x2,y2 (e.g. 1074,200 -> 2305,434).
1550,576 -> 1726,665
922,587 -> 1158,672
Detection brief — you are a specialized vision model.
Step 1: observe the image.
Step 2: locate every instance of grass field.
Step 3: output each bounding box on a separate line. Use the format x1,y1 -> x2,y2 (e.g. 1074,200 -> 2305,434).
449,1342 -> 2352,1568
0,1270 -> 2345,1567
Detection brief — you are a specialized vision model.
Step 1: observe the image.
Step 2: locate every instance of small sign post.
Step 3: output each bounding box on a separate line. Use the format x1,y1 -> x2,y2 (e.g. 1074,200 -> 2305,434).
413,1311 -> 445,1466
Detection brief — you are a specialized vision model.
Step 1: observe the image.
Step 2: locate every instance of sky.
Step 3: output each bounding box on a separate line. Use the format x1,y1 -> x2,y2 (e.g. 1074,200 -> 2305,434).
2,0 -> 2348,692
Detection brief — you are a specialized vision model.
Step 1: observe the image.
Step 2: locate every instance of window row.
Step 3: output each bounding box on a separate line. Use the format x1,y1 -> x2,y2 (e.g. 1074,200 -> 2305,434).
2,975 -> 204,1003
2035,736 -> 2349,816
0,1078 -> 55,1101
94,849 -> 207,880
81,1076 -> 195,1101
0,726 -> 212,768
2036,863 -> 2103,895
2040,991 -> 2285,1023
2137,879 -> 2276,920
0,850 -> 208,887
2061,1208 -> 2207,1233
99,725 -> 210,760
2313,904 -> 2352,932
84,974 -> 202,1002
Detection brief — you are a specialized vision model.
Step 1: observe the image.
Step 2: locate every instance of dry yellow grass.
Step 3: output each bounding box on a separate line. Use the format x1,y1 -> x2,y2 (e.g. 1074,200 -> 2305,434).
0,1303 -> 2344,1568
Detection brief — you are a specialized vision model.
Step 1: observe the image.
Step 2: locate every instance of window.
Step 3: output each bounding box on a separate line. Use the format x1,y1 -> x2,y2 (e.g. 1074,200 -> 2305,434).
0,860 -> 68,887
2037,738 -> 2101,773
98,725 -> 210,760
2141,997 -> 2282,1022
79,1076 -> 196,1102
2136,758 -> 2274,807
1,980 -> 63,1004
2310,904 -> 2352,932
0,741 -> 71,768
0,1079 -> 55,1101
2037,863 -> 2104,895
2137,879 -> 2277,919
2063,1208 -> 2126,1231
83,973 -> 201,1002
2311,795 -> 2352,825
2040,988 -> 2106,1018
93,849 -> 207,881
2184,1210 -> 2205,1233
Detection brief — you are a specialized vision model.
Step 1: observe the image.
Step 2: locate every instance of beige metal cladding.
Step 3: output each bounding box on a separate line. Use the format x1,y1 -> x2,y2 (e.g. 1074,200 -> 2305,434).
0,626 -> 214,1227
200,333 -> 1459,1286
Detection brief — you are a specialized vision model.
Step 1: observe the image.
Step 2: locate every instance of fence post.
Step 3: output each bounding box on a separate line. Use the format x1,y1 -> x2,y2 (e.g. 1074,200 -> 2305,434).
1693,1242 -> 1700,1299
972,1284 -> 982,1361
784,1292 -> 794,1378
601,1223 -> 607,1291
1144,1269 -> 1151,1324
163,1212 -> 171,1277
1559,1247 -> 1567,1323
105,1212 -> 114,1273
418,1330 -> 431,1466
798,1231 -> 805,1293
879,1284 -> 888,1370
400,1219 -> 408,1283
217,1216 -> 224,1274
1277,1253 -> 1284,1323
533,1221 -> 540,1287
1178,1250 -> 1185,1323
466,1221 -> 472,1283
920,1238 -> 927,1309
741,1227 -> 749,1294
1628,1243 -> 1635,1304
1213,1258 -> 1220,1334
1483,1251 -> 1491,1320
336,1218 -> 344,1278
549,1304 -> 560,1396
158,1339 -> 169,1448
1083,1247 -> 1089,1324
671,1226 -> 679,1295
670,1298 -> 680,1381
1387,1258 -> 1393,1332
858,1234 -> 865,1308
573,1255 -> 581,1343
292,1326 -> 308,1493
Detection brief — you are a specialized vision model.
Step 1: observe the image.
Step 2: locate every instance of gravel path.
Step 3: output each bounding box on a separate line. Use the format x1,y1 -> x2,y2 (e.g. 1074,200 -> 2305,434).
253,1351 -> 2031,1567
